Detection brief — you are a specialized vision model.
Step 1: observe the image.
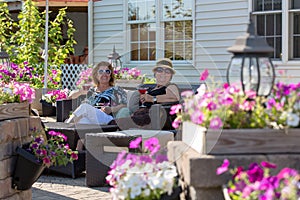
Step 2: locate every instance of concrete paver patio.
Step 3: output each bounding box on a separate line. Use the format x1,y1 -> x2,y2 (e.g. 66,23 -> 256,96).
32,174 -> 111,200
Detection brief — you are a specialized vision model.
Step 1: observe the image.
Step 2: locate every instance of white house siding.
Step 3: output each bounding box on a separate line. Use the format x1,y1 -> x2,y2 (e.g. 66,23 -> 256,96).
90,0 -> 300,85
91,0 -> 124,64
194,0 -> 249,84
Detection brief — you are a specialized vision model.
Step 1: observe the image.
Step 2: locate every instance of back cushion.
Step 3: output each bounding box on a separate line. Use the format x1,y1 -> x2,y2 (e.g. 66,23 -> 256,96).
126,90 -> 140,113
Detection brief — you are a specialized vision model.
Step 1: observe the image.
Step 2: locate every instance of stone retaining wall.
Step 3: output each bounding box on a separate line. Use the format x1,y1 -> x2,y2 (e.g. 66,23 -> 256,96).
167,141 -> 300,200
0,116 -> 43,199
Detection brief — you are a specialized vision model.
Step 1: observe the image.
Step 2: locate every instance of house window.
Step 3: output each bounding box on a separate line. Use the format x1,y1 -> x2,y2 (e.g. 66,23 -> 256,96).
252,0 -> 282,59
291,1 -> 300,58
252,0 -> 300,60
128,0 -> 193,61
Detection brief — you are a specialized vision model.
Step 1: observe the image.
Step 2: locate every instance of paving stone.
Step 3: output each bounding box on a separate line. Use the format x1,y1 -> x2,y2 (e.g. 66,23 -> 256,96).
32,175 -> 111,200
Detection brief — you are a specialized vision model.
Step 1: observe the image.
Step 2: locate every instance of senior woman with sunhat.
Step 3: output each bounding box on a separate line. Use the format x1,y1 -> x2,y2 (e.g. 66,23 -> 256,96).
115,58 -> 180,129
140,58 -> 180,107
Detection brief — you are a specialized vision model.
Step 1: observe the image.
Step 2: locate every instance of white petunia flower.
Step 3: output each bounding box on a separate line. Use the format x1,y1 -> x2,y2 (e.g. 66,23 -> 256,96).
286,112 -> 300,127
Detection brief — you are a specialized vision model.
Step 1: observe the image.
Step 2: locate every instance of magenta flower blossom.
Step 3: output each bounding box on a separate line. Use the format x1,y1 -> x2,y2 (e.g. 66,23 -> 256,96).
144,137 -> 160,155
207,101 -> 217,111
200,69 -> 209,81
247,163 -> 264,183
170,104 -> 182,115
209,117 -> 223,129
43,157 -> 51,165
29,130 -> 78,167
155,154 -> 168,163
172,118 -> 181,129
217,159 -> 300,200
190,111 -> 205,125
71,152 -> 78,160
138,155 -> 152,163
181,90 -> 194,97
76,68 -> 93,88
114,67 -> 144,80
261,161 -> 277,169
171,69 -> 300,130
277,168 -> 298,180
42,89 -> 69,103
216,159 -> 230,175
129,137 -> 142,149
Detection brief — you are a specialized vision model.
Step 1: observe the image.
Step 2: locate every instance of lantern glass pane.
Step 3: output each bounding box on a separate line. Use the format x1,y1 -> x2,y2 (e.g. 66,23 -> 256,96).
242,57 -> 251,92
250,57 -> 259,92
227,57 -> 243,90
258,57 -> 274,96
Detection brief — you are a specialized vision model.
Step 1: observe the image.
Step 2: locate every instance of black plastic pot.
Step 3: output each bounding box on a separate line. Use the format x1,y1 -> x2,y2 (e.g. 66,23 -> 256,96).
161,186 -> 182,200
12,146 -> 45,190
40,99 -> 56,116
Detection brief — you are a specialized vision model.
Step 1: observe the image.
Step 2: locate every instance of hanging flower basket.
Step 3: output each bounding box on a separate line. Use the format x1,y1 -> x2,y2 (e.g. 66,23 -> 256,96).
12,146 -> 45,190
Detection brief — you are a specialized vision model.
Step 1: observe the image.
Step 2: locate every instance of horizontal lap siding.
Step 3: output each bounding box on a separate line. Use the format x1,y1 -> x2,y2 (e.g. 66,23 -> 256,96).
91,0 -> 300,85
92,0 -> 124,63
195,0 -> 249,83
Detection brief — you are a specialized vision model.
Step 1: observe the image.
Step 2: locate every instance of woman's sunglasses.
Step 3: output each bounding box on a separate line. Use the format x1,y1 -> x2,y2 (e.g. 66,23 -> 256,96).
155,67 -> 173,74
98,69 -> 111,75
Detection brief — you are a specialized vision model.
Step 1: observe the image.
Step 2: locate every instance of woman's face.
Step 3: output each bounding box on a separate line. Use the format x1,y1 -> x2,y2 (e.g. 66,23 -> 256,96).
97,65 -> 112,85
154,67 -> 173,86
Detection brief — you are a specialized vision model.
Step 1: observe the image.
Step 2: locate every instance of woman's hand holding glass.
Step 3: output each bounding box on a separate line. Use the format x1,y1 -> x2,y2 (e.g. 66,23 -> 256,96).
137,86 -> 149,107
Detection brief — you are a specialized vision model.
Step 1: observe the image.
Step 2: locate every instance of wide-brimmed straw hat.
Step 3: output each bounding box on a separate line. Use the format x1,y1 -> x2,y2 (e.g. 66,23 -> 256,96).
152,58 -> 175,74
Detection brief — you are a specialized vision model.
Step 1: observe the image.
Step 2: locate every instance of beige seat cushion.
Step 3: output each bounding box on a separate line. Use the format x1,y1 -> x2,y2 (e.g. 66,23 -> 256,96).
125,90 -> 140,113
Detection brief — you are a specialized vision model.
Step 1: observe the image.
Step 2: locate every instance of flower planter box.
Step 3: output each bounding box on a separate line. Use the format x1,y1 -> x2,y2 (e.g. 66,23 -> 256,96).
181,122 -> 300,155
0,101 -> 29,121
182,121 -> 206,154
206,129 -> 300,155
115,79 -> 143,89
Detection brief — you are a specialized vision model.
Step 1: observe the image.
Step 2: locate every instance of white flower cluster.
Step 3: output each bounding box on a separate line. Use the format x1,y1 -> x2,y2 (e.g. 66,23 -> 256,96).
106,159 -> 177,200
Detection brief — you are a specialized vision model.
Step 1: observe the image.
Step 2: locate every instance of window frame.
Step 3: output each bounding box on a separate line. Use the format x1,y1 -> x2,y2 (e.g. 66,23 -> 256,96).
125,0 -> 194,64
251,0 -> 300,63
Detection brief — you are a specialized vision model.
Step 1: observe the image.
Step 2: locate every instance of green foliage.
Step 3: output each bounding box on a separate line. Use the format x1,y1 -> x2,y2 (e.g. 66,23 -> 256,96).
0,2 -> 13,50
0,0 -> 77,89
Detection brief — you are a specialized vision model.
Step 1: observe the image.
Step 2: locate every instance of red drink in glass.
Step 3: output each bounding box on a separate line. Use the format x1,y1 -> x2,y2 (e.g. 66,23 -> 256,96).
137,87 -> 148,107
138,88 -> 148,94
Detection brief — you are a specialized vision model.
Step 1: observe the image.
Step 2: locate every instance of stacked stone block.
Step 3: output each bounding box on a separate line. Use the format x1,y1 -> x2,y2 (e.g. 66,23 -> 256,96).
0,116 -> 43,199
168,141 -> 300,200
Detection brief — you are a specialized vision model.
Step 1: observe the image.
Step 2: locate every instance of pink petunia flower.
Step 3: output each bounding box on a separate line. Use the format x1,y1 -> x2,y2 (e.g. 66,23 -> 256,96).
216,159 -> 230,175
200,69 -> 209,81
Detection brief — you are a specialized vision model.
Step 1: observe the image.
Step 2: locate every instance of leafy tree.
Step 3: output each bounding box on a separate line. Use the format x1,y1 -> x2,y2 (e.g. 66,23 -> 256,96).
0,0 -> 76,88
0,2 -> 13,50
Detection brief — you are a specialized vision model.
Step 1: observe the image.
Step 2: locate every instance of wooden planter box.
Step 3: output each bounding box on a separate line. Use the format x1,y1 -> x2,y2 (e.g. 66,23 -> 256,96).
206,129 -> 300,155
115,79 -> 143,89
0,101 -> 29,121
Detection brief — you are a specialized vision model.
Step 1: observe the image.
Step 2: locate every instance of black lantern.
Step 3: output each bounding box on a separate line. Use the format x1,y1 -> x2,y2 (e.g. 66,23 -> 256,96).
0,50 -> 10,67
227,20 -> 275,96
107,45 -> 122,69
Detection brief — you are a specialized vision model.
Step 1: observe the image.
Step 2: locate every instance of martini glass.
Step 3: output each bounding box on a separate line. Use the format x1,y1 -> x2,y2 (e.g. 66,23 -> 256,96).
137,86 -> 148,107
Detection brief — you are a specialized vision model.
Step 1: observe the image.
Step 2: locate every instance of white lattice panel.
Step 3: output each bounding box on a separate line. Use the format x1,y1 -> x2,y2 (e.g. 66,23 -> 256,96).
61,64 -> 89,90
